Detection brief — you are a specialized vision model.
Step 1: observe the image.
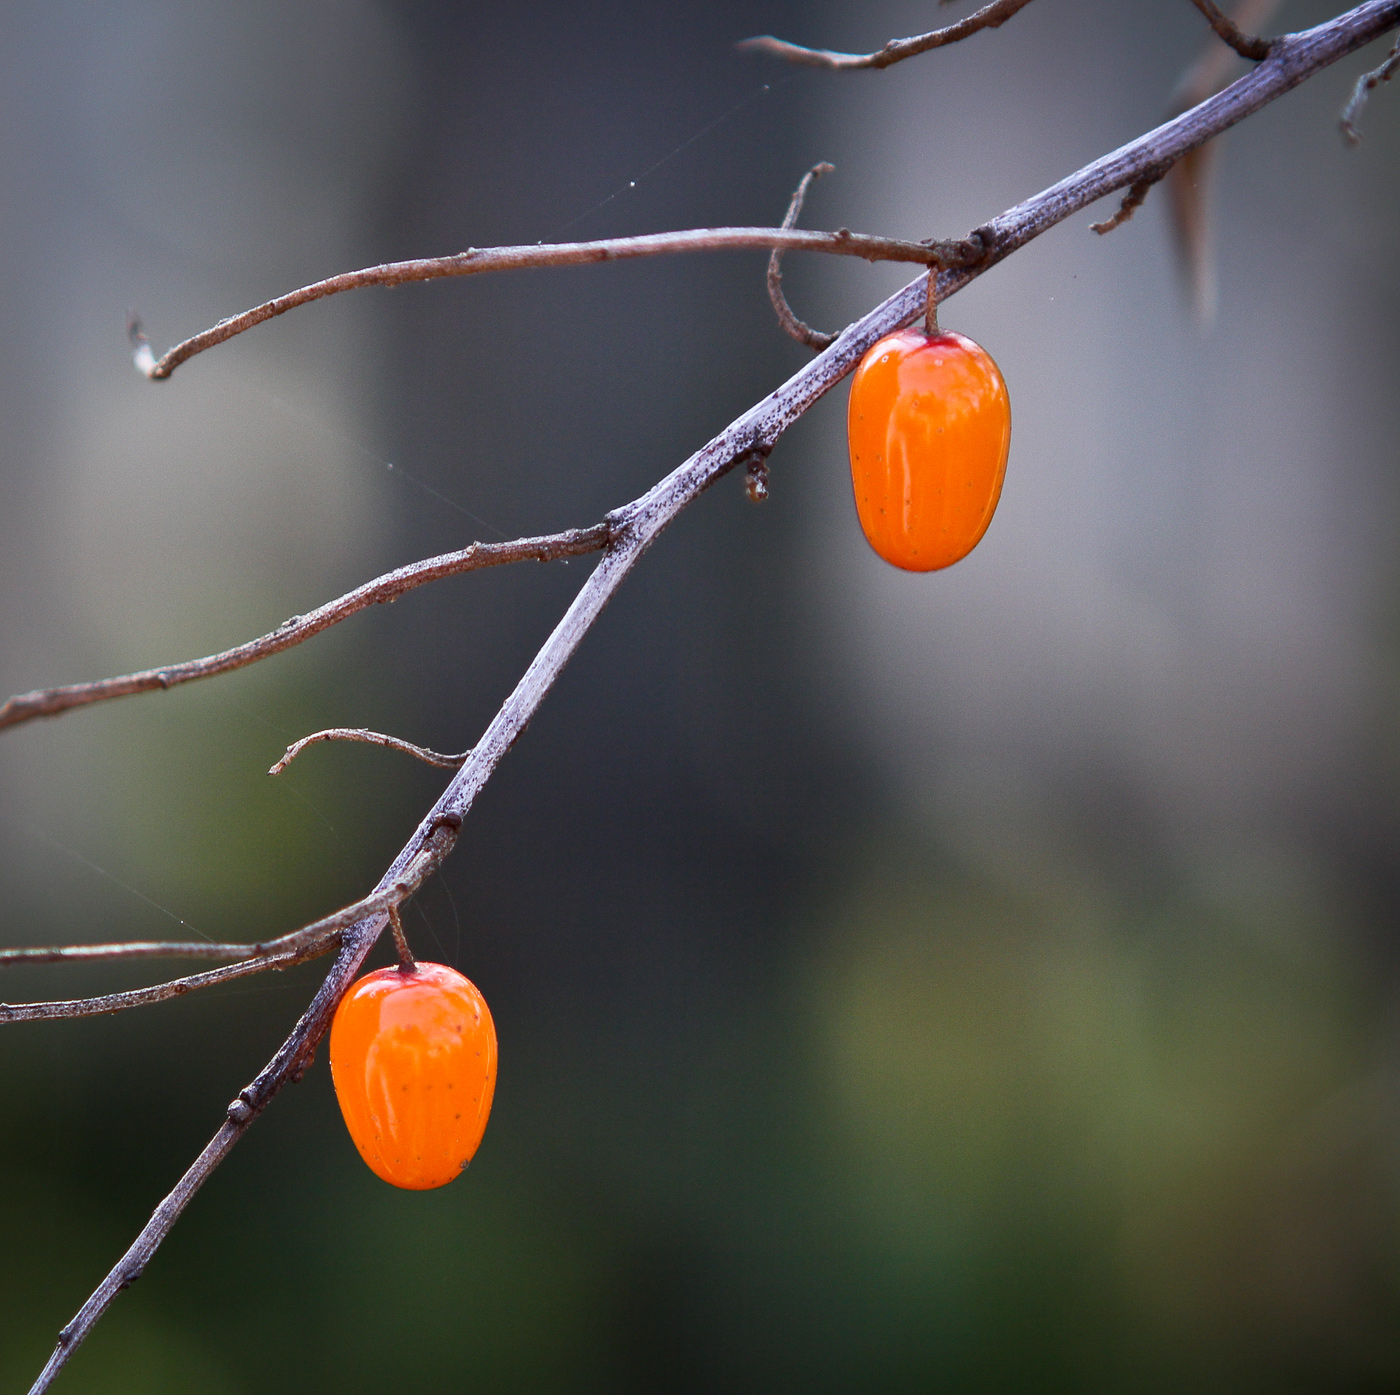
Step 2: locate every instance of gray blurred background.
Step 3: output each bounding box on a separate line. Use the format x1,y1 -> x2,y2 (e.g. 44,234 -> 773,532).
1,1 -> 1398,1390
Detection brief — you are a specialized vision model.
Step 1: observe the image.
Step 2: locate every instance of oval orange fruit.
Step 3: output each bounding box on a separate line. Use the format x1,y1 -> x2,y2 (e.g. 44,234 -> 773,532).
329,961 -> 497,1190
847,327 -> 1011,571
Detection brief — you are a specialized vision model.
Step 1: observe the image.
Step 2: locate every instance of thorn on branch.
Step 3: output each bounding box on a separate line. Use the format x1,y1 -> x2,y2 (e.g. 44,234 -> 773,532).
1163,5 -> 1285,324
1090,163 -> 1175,235
269,728 -> 470,776
1189,0 -> 1272,61
768,163 -> 839,351
1340,35 -> 1399,144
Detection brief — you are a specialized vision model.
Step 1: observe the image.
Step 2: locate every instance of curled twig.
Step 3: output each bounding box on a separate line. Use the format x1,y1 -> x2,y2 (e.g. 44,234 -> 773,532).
1340,33 -> 1400,141
738,0 -> 1037,70
0,524 -> 612,732
1090,162 -> 1176,234
270,728 -> 469,776
767,162 -> 838,350
1190,0 -> 1274,60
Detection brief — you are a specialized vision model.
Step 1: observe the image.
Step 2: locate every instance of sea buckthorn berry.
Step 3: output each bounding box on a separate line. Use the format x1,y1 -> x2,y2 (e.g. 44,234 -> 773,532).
329,962 -> 497,1190
847,327 -> 1011,571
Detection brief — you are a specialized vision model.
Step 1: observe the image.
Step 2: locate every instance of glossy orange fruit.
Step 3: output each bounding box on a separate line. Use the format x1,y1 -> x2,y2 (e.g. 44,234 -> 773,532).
847,327 -> 1011,571
329,961 -> 497,1190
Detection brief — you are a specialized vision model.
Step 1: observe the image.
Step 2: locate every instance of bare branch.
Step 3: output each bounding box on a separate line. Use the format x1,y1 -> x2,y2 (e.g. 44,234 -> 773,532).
133,229 -> 946,382
1190,0 -> 1274,60
738,0 -> 1037,70
1341,32 -> 1400,140
0,524 -> 612,732
768,163 -> 839,350
0,942 -> 332,1024
269,728 -> 468,776
26,5 -> 1400,1388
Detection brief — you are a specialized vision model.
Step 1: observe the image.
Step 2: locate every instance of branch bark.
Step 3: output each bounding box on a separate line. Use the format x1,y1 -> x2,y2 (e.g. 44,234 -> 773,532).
22,3 -> 1400,1390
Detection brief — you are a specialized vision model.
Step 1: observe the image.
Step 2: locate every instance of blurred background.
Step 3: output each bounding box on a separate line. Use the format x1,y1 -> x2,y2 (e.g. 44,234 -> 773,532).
1,1 -> 1397,1390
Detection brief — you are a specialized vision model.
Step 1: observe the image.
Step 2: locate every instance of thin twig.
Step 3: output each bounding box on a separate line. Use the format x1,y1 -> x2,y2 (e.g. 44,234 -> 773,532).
1089,163 -> 1175,233
0,939 -> 287,966
269,728 -> 468,776
767,162 -> 838,350
0,942 -> 332,1024
738,0 -> 1037,70
26,5 -> 1400,1389
3,839 -> 444,971
1190,0 -> 1274,59
133,229 -> 946,382
0,525 -> 612,732
1341,32 -> 1400,140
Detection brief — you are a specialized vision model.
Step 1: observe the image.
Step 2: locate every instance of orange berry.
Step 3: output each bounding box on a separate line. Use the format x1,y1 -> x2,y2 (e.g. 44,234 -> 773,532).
329,961 -> 497,1190
847,327 -> 1011,571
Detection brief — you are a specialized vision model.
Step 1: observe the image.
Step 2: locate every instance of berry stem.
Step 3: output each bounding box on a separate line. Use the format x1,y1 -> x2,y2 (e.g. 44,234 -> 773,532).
924,265 -> 939,336
389,906 -> 416,974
